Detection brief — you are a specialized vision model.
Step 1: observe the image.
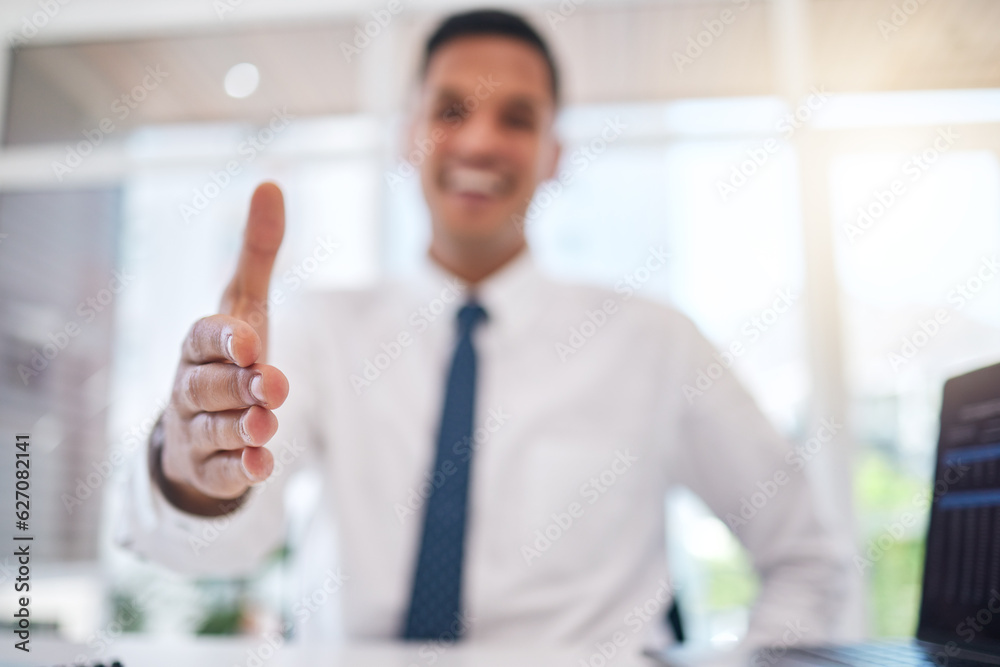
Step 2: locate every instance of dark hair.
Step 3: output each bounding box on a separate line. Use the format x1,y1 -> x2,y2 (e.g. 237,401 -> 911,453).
421,9 -> 560,104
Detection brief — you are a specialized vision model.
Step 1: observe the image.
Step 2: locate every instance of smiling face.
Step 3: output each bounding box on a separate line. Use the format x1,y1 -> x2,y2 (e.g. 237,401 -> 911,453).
409,35 -> 561,279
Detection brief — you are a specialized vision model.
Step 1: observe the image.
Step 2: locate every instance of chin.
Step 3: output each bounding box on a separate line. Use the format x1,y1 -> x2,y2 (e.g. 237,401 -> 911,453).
439,202 -> 512,233
444,218 -> 507,240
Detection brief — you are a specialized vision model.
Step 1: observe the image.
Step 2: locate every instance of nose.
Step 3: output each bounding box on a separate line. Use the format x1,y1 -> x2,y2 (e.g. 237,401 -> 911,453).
448,106 -> 504,162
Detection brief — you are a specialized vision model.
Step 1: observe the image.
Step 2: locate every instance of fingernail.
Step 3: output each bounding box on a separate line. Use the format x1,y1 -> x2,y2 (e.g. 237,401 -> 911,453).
237,413 -> 252,444
226,334 -> 235,361
250,374 -> 266,403
241,458 -> 260,484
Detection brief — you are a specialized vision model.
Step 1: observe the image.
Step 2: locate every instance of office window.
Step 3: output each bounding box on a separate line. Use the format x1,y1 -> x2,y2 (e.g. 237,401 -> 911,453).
831,139 -> 1000,635
0,189 -> 121,565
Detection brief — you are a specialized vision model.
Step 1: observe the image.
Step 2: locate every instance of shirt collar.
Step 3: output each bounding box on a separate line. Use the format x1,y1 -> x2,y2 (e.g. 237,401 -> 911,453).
413,247 -> 545,339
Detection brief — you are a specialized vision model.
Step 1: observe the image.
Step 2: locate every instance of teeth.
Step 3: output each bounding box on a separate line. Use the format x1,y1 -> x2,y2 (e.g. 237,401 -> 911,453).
447,167 -> 502,196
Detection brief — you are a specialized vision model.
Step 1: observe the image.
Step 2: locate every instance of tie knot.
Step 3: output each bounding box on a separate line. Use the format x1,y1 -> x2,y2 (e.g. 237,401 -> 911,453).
457,302 -> 487,333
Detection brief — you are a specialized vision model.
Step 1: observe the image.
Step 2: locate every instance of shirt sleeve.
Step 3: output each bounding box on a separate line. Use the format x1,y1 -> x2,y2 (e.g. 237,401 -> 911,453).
668,317 -> 851,651
114,294 -> 323,578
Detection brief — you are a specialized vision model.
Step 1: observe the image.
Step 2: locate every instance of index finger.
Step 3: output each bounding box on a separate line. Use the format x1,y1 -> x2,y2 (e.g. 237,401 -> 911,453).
222,182 -> 285,313
218,182 -> 285,364
181,314 -> 262,367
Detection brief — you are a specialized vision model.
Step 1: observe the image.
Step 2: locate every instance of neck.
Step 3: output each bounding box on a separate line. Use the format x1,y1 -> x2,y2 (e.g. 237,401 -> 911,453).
428,237 -> 527,285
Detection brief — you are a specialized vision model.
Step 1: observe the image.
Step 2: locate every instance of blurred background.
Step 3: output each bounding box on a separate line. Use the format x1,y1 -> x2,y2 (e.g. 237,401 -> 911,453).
0,0 -> 999,652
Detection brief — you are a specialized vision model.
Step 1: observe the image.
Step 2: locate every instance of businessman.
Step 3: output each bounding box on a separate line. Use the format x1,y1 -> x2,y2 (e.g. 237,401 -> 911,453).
120,9 -> 848,652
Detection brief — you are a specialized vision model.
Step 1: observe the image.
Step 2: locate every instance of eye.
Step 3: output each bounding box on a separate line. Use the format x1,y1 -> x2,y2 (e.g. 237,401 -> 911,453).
502,105 -> 537,130
434,102 -> 463,123
504,114 -> 535,130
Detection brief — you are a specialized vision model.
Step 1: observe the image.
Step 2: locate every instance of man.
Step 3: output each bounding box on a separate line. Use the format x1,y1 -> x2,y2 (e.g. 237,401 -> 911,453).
120,9 -> 847,653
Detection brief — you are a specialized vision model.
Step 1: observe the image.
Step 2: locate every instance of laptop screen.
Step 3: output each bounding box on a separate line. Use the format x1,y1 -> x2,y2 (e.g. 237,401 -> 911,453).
917,362 -> 1000,654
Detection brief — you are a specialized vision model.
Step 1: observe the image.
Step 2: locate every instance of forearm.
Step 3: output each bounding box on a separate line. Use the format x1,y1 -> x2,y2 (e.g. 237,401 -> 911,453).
740,472 -> 852,651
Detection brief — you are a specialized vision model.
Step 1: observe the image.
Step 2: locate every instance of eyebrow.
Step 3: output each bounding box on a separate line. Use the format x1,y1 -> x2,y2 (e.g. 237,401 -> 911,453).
432,88 -> 465,104
432,87 -> 544,112
505,96 -> 541,113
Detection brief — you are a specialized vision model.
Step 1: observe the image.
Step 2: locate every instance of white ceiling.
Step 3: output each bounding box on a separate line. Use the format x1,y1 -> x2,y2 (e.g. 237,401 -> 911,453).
3,0 -> 999,144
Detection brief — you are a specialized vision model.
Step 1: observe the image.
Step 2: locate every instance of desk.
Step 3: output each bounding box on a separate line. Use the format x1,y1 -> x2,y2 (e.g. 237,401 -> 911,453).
2,636 -> 657,667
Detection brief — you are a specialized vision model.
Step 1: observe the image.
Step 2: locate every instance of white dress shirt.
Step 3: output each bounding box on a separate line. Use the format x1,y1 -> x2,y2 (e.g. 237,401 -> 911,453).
118,248 -> 847,652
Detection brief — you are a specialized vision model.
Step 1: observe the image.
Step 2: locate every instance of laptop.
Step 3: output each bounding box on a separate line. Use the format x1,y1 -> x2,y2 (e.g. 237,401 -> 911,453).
649,361 -> 1000,667
777,361 -> 1000,666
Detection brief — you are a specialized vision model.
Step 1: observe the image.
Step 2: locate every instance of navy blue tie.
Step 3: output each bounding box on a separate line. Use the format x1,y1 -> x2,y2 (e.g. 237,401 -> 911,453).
403,301 -> 487,641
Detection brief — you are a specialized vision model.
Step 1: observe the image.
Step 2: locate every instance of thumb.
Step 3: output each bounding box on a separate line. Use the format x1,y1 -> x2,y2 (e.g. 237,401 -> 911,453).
220,182 -> 285,358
